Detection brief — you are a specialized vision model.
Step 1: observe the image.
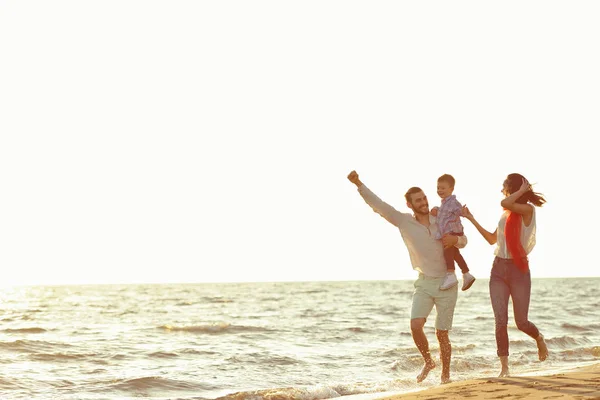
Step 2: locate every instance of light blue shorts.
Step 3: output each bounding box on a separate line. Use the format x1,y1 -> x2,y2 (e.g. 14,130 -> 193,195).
411,273 -> 458,331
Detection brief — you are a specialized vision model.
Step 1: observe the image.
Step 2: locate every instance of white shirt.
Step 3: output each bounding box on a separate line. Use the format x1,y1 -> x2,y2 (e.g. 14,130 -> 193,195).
494,205 -> 537,258
358,185 -> 467,278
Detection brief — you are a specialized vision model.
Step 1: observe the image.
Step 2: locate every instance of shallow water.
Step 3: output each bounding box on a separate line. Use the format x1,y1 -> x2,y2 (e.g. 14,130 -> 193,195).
0,278 -> 598,399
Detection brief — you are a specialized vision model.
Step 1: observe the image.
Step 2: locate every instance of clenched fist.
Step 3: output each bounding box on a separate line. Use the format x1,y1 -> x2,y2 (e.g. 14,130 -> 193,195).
347,170 -> 362,187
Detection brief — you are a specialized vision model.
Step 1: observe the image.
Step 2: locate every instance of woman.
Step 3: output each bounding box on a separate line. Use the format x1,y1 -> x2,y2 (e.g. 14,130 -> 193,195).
462,173 -> 548,377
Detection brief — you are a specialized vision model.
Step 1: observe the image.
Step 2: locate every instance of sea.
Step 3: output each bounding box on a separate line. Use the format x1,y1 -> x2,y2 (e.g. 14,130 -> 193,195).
1,278 -> 599,400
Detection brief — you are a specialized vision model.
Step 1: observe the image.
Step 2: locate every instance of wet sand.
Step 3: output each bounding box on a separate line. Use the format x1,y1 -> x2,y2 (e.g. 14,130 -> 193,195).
376,363 -> 600,399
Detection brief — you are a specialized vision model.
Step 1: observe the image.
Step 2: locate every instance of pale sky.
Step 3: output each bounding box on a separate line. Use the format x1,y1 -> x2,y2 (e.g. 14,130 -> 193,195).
1,1 -> 598,286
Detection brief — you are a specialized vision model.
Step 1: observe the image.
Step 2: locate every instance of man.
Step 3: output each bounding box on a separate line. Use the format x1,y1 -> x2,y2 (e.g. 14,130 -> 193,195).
347,170 -> 467,384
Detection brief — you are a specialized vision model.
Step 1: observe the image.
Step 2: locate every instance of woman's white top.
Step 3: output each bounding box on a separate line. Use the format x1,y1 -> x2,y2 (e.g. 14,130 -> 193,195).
494,204 -> 537,258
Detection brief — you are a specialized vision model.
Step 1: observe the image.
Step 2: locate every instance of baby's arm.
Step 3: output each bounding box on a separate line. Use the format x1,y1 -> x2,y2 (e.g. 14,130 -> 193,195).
448,198 -> 464,226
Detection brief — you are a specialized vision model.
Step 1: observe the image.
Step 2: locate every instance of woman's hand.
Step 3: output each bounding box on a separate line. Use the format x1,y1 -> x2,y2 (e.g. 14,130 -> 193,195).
461,205 -> 474,220
518,177 -> 531,193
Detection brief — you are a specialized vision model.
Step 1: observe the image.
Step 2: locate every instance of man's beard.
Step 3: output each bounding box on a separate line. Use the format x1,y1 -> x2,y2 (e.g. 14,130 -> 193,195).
411,204 -> 429,216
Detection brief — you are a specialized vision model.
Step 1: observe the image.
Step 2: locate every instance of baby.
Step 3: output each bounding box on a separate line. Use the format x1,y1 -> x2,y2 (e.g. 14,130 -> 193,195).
431,174 -> 476,291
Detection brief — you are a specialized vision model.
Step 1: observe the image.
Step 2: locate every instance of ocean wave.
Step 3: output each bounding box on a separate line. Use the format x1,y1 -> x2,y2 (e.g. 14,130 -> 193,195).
300,310 -> 335,318
49,379 -> 75,388
104,376 -> 212,393
181,348 -> 219,355
561,307 -> 587,316
257,296 -> 285,302
83,368 -> 108,375
347,327 -> 370,333
451,344 -> 478,354
109,353 -> 129,360
158,323 -> 271,335
216,386 -> 338,400
148,351 -> 179,358
0,339 -> 70,353
508,339 -> 535,348
1,327 -> 47,334
29,352 -> 96,362
176,300 -> 196,306
294,289 -> 329,295
380,347 -> 419,359
202,297 -> 234,304
546,335 -> 591,348
226,353 -> 302,366
0,376 -> 23,390
214,378 -> 416,400
551,346 -> 600,359
561,323 -> 592,332
389,354 -> 488,373
380,342 -> 477,359
375,306 -> 406,316
389,356 -> 423,371
88,353 -> 129,365
451,357 -> 496,371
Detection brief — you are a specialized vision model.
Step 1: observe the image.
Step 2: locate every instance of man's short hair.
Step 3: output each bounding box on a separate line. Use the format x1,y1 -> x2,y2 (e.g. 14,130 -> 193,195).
405,187 -> 423,204
437,174 -> 455,188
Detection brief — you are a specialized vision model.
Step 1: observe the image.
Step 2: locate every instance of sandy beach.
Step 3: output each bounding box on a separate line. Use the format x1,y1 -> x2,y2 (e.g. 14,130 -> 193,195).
377,363 -> 600,400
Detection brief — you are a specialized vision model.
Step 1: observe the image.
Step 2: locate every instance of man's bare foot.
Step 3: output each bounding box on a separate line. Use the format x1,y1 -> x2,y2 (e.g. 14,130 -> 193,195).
441,374 -> 451,384
536,335 -> 548,361
416,360 -> 436,383
498,368 -> 510,377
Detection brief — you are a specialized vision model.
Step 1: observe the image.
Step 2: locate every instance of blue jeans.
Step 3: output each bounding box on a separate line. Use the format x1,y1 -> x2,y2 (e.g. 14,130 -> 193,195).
490,256 -> 540,357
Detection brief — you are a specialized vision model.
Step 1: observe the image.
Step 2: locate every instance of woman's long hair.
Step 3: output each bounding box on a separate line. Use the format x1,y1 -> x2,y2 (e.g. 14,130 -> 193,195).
504,173 -> 545,271
505,173 -> 546,207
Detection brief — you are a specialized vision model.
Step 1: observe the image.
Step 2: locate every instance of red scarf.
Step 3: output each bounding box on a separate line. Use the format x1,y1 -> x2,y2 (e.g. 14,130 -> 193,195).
505,211 -> 528,272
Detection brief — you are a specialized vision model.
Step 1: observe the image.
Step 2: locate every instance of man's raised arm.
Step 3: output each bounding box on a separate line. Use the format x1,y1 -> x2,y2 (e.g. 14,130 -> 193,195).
347,170 -> 407,227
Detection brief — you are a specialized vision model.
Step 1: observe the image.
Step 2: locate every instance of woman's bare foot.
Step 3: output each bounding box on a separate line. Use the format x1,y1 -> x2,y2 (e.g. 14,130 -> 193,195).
498,356 -> 510,377
536,334 -> 548,361
416,360 -> 436,383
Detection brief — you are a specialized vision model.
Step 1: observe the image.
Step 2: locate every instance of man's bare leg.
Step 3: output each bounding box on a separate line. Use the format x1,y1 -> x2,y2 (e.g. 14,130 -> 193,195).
436,329 -> 452,384
499,356 -> 510,377
411,318 -> 436,382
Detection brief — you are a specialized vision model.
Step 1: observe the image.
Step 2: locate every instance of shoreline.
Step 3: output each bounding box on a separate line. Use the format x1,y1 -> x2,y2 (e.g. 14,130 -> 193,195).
371,362 -> 600,399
